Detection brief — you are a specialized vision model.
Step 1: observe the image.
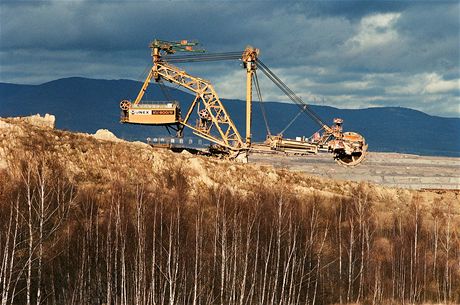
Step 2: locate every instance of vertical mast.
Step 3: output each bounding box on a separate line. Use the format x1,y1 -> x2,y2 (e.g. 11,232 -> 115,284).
242,47 -> 259,147
246,59 -> 253,145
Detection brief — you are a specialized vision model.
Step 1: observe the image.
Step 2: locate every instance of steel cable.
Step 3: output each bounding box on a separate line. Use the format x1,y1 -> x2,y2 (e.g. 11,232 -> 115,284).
163,52 -> 242,63
158,80 -> 173,103
257,60 -> 325,128
159,52 -> 327,131
279,105 -> 307,135
253,71 -> 271,136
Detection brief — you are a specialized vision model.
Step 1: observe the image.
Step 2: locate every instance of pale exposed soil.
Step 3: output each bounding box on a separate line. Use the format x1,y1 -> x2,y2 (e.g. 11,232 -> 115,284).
249,151 -> 460,190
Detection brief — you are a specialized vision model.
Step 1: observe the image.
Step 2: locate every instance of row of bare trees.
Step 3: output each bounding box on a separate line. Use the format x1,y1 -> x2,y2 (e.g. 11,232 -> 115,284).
1,156 -> 73,305
1,158 -> 459,304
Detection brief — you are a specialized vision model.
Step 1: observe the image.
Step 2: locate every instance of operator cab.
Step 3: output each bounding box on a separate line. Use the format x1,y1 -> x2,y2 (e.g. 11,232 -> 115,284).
120,100 -> 182,125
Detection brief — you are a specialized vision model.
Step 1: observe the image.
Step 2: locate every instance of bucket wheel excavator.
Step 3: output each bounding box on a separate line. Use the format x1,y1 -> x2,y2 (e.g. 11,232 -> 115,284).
119,39 -> 367,166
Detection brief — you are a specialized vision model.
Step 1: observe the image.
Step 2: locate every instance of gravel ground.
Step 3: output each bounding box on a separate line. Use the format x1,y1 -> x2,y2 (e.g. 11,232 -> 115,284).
249,151 -> 460,190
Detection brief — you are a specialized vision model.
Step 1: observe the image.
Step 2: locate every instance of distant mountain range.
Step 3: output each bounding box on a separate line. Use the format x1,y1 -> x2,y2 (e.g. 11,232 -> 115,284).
1,77 -> 459,157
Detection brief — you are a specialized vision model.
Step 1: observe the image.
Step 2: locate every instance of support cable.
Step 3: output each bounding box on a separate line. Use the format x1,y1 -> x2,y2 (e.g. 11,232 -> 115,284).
279,105 -> 307,135
158,80 -> 174,103
163,52 -> 242,63
257,60 -> 326,129
124,63 -> 151,102
160,52 -> 329,134
253,71 -> 271,136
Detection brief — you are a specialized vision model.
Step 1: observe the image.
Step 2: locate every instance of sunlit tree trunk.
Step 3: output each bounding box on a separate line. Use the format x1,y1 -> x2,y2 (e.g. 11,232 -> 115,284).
1,197 -> 19,305
192,207 -> 201,305
270,197 -> 283,305
149,201 -> 158,305
433,215 -> 440,302
238,216 -> 253,305
357,197 -> 365,304
220,198 -> 227,305
36,162 -> 47,305
135,185 -> 146,305
347,215 -> 354,303
106,202 -> 113,305
313,222 -> 329,305
260,230 -> 273,305
337,202 -> 343,304
247,221 -> 259,304
24,167 -> 33,305
280,213 -> 295,304
443,210 -> 452,303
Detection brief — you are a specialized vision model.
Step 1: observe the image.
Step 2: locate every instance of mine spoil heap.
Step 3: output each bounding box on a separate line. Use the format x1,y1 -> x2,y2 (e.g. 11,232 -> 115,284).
0,115 -> 459,305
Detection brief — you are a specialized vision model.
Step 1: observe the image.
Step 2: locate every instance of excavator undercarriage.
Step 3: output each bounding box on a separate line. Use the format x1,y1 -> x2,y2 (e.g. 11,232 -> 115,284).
119,39 -> 368,166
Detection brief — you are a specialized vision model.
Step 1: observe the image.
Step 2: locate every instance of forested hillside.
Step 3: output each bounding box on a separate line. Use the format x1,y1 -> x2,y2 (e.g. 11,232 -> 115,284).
0,116 -> 459,304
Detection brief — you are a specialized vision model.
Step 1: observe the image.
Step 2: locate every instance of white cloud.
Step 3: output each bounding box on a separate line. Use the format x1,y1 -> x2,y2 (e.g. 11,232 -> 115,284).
212,70 -> 246,101
385,73 -> 429,95
383,73 -> 460,96
424,74 -> 460,94
342,80 -> 371,90
345,13 -> 401,53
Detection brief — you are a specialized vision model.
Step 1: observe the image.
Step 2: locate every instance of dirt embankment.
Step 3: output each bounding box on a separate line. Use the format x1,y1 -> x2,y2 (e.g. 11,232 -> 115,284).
1,115 -> 459,304
1,114 -> 458,207
1,114 -> 457,205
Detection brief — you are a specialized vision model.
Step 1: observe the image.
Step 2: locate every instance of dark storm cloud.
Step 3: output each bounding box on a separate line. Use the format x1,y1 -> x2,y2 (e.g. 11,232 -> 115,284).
0,0 -> 459,116
0,1 -> 278,52
289,1 -> 409,20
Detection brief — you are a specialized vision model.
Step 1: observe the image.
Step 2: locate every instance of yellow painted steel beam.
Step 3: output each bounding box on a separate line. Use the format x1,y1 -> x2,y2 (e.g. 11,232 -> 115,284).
154,62 -> 244,149
133,69 -> 155,106
246,62 -> 253,145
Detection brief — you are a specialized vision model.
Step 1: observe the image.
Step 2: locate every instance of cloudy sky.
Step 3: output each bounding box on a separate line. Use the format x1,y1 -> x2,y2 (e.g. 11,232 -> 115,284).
1,0 -> 459,117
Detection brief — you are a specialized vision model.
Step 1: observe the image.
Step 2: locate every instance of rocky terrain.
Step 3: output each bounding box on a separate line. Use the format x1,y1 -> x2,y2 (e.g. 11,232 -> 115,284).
0,114 -> 459,304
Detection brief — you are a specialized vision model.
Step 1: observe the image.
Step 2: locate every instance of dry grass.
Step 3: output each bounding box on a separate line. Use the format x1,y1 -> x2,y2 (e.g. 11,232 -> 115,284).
0,118 -> 459,304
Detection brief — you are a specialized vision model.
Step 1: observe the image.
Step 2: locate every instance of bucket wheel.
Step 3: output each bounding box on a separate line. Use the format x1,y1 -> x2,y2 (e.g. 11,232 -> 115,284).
333,132 -> 368,167
120,100 -> 131,111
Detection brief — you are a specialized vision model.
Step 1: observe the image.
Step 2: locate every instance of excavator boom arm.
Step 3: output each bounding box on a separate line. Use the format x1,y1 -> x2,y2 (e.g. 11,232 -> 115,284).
133,69 -> 155,106
119,39 -> 367,166
153,62 -> 245,149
